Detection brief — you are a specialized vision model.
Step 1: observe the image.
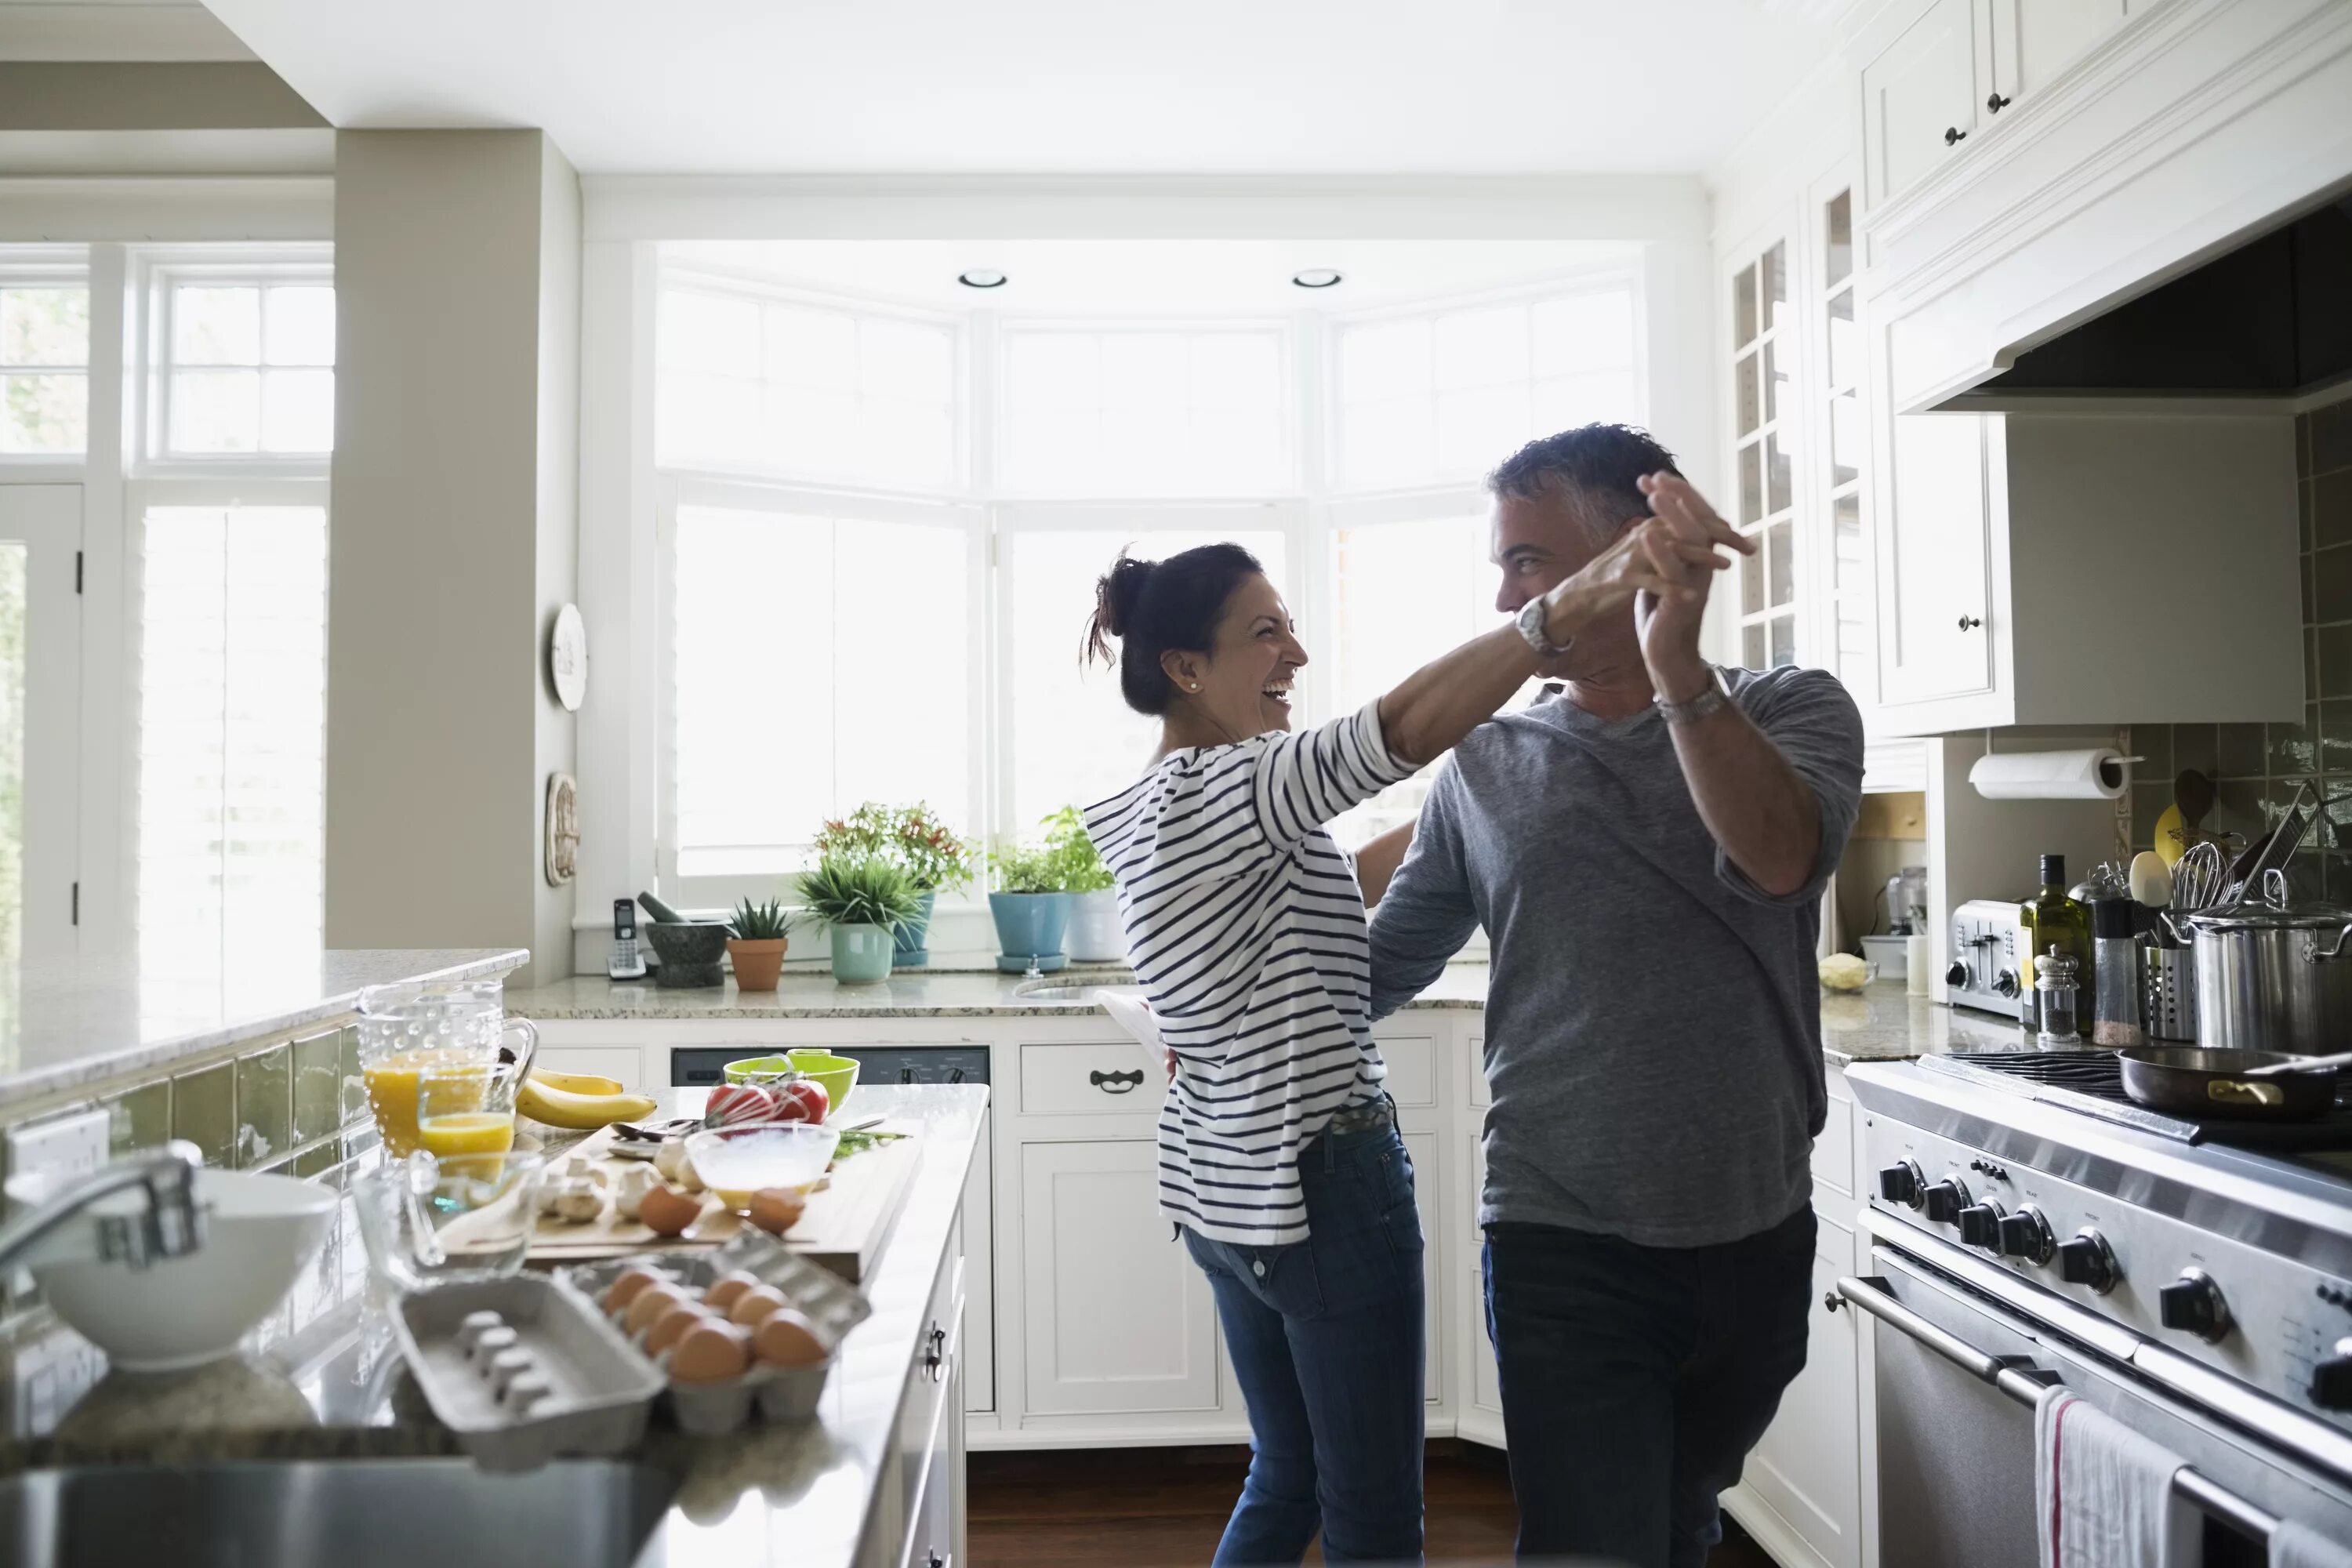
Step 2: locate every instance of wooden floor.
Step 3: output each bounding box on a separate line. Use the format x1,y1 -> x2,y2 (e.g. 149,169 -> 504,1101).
968,1443 -> 1779,1567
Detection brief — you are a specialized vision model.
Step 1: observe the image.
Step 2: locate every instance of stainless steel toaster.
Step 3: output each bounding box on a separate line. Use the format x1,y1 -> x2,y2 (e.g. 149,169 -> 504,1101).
1947,898 -> 2029,1019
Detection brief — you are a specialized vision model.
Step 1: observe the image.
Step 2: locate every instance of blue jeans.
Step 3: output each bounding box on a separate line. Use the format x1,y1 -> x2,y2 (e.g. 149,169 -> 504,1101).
1181,1120 -> 1426,1566
1483,1206 -> 1815,1568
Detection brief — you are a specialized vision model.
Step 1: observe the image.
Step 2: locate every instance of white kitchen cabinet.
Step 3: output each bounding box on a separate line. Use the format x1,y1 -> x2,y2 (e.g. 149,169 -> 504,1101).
963,1112 -> 995,1416
1733,1217 -> 1865,1568
1860,0 -> 1982,211
1983,0 -> 2130,111
1018,1138 -> 1220,1417
530,1044 -> 652,1092
1868,407 -> 2301,734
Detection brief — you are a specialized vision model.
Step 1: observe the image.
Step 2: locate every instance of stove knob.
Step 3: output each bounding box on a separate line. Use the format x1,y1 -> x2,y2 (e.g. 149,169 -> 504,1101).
1998,1206 -> 2056,1265
2056,1230 -> 2119,1294
2311,1340 -> 2352,1410
2159,1269 -> 2231,1341
1878,1161 -> 1924,1207
1944,960 -> 1971,987
1922,1178 -> 1972,1224
1958,1202 -> 2006,1250
1994,968 -> 2022,998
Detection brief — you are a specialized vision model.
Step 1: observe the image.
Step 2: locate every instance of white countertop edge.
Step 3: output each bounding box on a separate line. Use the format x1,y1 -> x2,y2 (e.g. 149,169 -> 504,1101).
0,948 -> 531,1111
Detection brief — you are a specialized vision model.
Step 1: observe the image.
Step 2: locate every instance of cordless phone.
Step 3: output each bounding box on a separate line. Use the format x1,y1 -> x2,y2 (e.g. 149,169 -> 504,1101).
608,898 -> 648,980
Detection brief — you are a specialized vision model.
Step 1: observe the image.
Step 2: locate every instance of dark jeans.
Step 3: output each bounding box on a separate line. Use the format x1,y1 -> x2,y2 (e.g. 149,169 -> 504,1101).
1181,1120 -> 1426,1566
1482,1205 -> 1816,1568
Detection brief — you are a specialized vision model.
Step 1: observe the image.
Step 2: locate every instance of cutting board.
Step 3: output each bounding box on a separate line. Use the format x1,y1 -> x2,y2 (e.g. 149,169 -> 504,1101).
524,1120 -> 923,1283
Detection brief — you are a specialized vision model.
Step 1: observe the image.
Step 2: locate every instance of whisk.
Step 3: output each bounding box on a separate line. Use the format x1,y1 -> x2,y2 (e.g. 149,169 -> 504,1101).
2172,840 -> 2229,913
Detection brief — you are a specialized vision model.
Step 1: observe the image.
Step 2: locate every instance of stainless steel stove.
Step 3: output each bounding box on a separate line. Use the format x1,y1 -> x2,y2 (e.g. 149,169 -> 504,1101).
1843,1051 -> 2352,1565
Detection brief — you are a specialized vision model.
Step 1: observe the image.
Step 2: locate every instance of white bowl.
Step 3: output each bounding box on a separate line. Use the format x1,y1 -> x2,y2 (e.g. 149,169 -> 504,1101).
684,1123 -> 840,1209
34,1169 -> 336,1371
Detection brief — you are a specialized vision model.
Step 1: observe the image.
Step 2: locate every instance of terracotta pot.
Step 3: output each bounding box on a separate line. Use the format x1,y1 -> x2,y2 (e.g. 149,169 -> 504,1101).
726,936 -> 789,991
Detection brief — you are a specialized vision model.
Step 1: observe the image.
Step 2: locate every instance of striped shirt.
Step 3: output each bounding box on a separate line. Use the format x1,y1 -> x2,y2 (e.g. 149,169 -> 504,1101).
1083,701 -> 1415,1246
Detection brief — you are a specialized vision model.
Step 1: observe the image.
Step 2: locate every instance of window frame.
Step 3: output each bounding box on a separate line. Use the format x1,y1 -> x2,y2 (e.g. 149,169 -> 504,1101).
133,245 -> 337,477
652,470 -> 989,910
0,248 -> 94,473
1719,228 -> 1802,673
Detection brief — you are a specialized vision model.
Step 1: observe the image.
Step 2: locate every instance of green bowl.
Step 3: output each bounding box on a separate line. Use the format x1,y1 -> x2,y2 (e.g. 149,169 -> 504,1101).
721,1051 -> 859,1117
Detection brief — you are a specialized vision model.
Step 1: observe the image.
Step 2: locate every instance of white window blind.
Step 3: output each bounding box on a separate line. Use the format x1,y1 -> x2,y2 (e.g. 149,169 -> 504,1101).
136,505 -> 327,982
1,281 -> 89,455
1006,528 -> 1290,827
1334,285 -> 1637,492
162,281 -> 336,455
670,503 -> 972,879
1001,327 -> 1289,497
656,285 -> 957,490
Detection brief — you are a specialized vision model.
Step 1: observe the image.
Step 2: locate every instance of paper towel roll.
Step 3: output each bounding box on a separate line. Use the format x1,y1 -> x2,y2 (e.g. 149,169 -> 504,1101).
1968,749 -> 2130,800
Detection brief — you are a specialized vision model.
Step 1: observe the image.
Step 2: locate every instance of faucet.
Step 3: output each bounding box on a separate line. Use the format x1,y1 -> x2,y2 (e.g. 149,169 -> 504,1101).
0,1140 -> 206,1276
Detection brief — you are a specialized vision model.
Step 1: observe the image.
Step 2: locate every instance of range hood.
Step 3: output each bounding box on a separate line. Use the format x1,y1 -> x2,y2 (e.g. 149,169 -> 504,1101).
1967,193 -> 2352,401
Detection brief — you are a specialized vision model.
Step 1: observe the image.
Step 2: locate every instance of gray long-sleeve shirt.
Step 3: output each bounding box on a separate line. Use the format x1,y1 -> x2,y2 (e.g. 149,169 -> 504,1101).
1368,666 -> 1865,1249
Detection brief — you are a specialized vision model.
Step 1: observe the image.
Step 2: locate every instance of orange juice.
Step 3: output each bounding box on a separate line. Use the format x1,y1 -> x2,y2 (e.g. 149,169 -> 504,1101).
418,1112 -> 516,1178
364,1047 -> 486,1158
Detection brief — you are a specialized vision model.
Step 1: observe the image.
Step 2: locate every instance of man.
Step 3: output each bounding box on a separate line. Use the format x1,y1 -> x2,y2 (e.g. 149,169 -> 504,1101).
1367,423 -> 1865,1568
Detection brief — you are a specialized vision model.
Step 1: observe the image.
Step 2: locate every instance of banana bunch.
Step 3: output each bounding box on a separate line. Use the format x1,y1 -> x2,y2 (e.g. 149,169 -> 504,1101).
517,1069 -> 659,1130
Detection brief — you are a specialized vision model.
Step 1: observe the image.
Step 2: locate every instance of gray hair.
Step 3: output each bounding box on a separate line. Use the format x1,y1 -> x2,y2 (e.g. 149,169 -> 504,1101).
1487,423 -> 1682,546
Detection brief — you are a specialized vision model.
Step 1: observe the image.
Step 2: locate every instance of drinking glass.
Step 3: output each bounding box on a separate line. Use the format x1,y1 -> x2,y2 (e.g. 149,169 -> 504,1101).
355,1149 -> 546,1290
357,982 -> 539,1158
416,1058 -> 521,1175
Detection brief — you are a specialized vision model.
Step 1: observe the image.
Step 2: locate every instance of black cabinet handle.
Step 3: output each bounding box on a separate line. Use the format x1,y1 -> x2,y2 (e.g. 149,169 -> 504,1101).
1944,126 -> 1968,145
1986,92 -> 2012,113
924,1323 -> 947,1381
1091,1069 -> 1145,1094
1958,614 -> 1983,630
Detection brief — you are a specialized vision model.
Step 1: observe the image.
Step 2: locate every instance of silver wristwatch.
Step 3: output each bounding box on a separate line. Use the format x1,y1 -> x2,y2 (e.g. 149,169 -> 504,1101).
1516,597 -> 1572,658
1654,668 -> 1730,726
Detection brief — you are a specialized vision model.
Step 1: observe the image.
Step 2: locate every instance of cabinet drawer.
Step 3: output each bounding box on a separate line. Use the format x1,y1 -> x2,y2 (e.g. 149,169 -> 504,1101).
532,1046 -> 647,1093
1378,1035 -> 1436,1107
1018,1042 -> 1164,1116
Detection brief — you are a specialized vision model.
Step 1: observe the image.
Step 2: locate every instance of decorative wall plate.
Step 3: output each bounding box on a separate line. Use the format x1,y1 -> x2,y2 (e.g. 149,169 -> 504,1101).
550,603 -> 588,712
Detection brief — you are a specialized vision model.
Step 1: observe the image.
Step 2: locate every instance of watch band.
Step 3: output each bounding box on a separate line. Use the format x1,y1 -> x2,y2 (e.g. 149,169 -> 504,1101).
1516,597 -> 1572,658
1654,668 -> 1730,727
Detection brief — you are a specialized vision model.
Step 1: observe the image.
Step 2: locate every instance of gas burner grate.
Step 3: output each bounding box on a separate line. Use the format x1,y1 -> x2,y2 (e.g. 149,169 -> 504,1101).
1924,1049 -> 2352,1150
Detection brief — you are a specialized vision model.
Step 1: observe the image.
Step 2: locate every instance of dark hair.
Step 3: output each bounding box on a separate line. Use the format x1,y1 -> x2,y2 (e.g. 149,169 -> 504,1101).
1486,423 -> 1682,543
1082,543 -> 1265,717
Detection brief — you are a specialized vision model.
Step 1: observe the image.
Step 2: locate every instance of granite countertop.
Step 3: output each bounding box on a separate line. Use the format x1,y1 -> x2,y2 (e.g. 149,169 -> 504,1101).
0,948 -> 531,1108
2,1082 -> 989,1568
510,961 -> 1492,1019
1818,980 -> 2033,1066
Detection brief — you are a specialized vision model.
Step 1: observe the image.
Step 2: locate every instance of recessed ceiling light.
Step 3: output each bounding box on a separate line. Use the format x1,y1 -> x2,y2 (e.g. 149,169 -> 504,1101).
1291,269 -> 1344,289
958,269 -> 1008,289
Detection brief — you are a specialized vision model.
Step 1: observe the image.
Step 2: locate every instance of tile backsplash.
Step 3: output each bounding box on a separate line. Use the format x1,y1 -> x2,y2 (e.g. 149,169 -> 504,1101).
2130,401 -> 2352,896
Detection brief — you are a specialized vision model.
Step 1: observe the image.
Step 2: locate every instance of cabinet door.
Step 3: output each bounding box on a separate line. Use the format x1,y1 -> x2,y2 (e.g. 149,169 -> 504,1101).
1403,1129 -> 1440,1405
963,1113 -> 995,1415
531,1045 -> 648,1093
1738,1214 -> 1864,1568
1860,0 -> 1981,209
1019,1140 -> 1219,1417
1985,0 -> 2128,108
1875,412 -> 1993,707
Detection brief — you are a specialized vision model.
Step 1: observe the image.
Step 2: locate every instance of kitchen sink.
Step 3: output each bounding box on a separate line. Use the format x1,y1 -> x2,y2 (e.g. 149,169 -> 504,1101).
0,1457 -> 677,1568
1014,984 -> 1120,1003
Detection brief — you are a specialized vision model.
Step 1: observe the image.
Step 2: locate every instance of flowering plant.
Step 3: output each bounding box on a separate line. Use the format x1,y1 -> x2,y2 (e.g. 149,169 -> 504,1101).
812,802 -> 977,893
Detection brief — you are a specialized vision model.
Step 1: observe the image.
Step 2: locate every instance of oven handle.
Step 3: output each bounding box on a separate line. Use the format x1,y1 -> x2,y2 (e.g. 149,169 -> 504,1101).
1835,1276 -> 2284,1543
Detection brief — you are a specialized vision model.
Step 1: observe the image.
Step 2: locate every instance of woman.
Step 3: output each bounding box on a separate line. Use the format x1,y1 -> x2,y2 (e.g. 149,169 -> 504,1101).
1080,516 -> 1730,1565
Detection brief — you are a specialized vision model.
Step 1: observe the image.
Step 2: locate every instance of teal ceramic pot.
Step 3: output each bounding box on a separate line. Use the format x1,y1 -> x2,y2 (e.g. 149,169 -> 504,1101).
893,891 -> 938,967
829,924 -> 895,985
989,892 -> 1071,964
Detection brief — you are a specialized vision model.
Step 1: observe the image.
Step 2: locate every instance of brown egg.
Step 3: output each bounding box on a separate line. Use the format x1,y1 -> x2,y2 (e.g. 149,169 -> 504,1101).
603,1266 -> 666,1316
702,1270 -> 762,1312
670,1319 -> 753,1384
728,1284 -> 789,1329
636,1182 -> 702,1238
746,1188 -> 808,1236
645,1300 -> 709,1356
752,1308 -> 830,1367
625,1281 -> 693,1336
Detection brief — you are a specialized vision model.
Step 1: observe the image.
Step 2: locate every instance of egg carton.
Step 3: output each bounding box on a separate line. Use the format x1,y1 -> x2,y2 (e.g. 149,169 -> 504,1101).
390,1274 -> 665,1472
560,1231 -> 874,1435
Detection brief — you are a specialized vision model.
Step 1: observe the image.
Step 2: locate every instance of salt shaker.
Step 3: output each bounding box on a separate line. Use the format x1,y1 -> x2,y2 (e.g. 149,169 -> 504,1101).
2034,945 -> 2082,1044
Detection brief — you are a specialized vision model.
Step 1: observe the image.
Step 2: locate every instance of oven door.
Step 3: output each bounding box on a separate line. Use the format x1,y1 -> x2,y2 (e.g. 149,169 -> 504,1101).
1853,1241 -> 2352,1568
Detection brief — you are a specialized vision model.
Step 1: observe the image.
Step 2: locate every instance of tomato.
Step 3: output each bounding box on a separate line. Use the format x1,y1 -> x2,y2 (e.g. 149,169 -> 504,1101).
704,1083 -> 781,1127
779,1080 -> 829,1124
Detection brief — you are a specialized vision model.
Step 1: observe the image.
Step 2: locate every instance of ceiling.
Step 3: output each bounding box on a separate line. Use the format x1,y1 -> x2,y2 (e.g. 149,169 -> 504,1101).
662,238 -> 1642,314
194,0 -> 1830,176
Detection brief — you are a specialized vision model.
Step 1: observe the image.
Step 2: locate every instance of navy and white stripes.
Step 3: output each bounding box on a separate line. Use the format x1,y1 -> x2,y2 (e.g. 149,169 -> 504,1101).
1083,701 -> 1414,1245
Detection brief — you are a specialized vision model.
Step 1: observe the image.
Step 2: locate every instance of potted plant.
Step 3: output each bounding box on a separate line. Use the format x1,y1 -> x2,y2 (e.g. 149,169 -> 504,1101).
814,802 -> 975,969
797,855 -> 923,985
988,836 -> 1073,975
1043,806 -> 1123,964
724,896 -> 797,992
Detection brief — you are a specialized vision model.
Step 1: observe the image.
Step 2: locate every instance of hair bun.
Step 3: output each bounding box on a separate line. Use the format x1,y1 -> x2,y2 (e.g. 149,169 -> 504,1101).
1098,554 -> 1156,638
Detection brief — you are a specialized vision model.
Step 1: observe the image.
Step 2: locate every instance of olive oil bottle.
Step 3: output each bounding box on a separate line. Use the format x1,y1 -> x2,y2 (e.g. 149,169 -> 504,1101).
2020,853 -> 2091,1000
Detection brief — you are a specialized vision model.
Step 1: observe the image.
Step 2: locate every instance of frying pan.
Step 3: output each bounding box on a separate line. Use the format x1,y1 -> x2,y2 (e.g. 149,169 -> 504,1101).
2118,1047 -> 2352,1120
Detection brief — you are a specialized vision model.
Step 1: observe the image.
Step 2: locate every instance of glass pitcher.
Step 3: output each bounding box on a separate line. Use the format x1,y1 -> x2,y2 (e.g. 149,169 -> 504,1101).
355,981 -> 539,1159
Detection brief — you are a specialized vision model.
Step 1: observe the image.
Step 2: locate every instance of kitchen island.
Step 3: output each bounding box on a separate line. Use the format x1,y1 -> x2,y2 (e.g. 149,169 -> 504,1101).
0,1081 -> 987,1568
